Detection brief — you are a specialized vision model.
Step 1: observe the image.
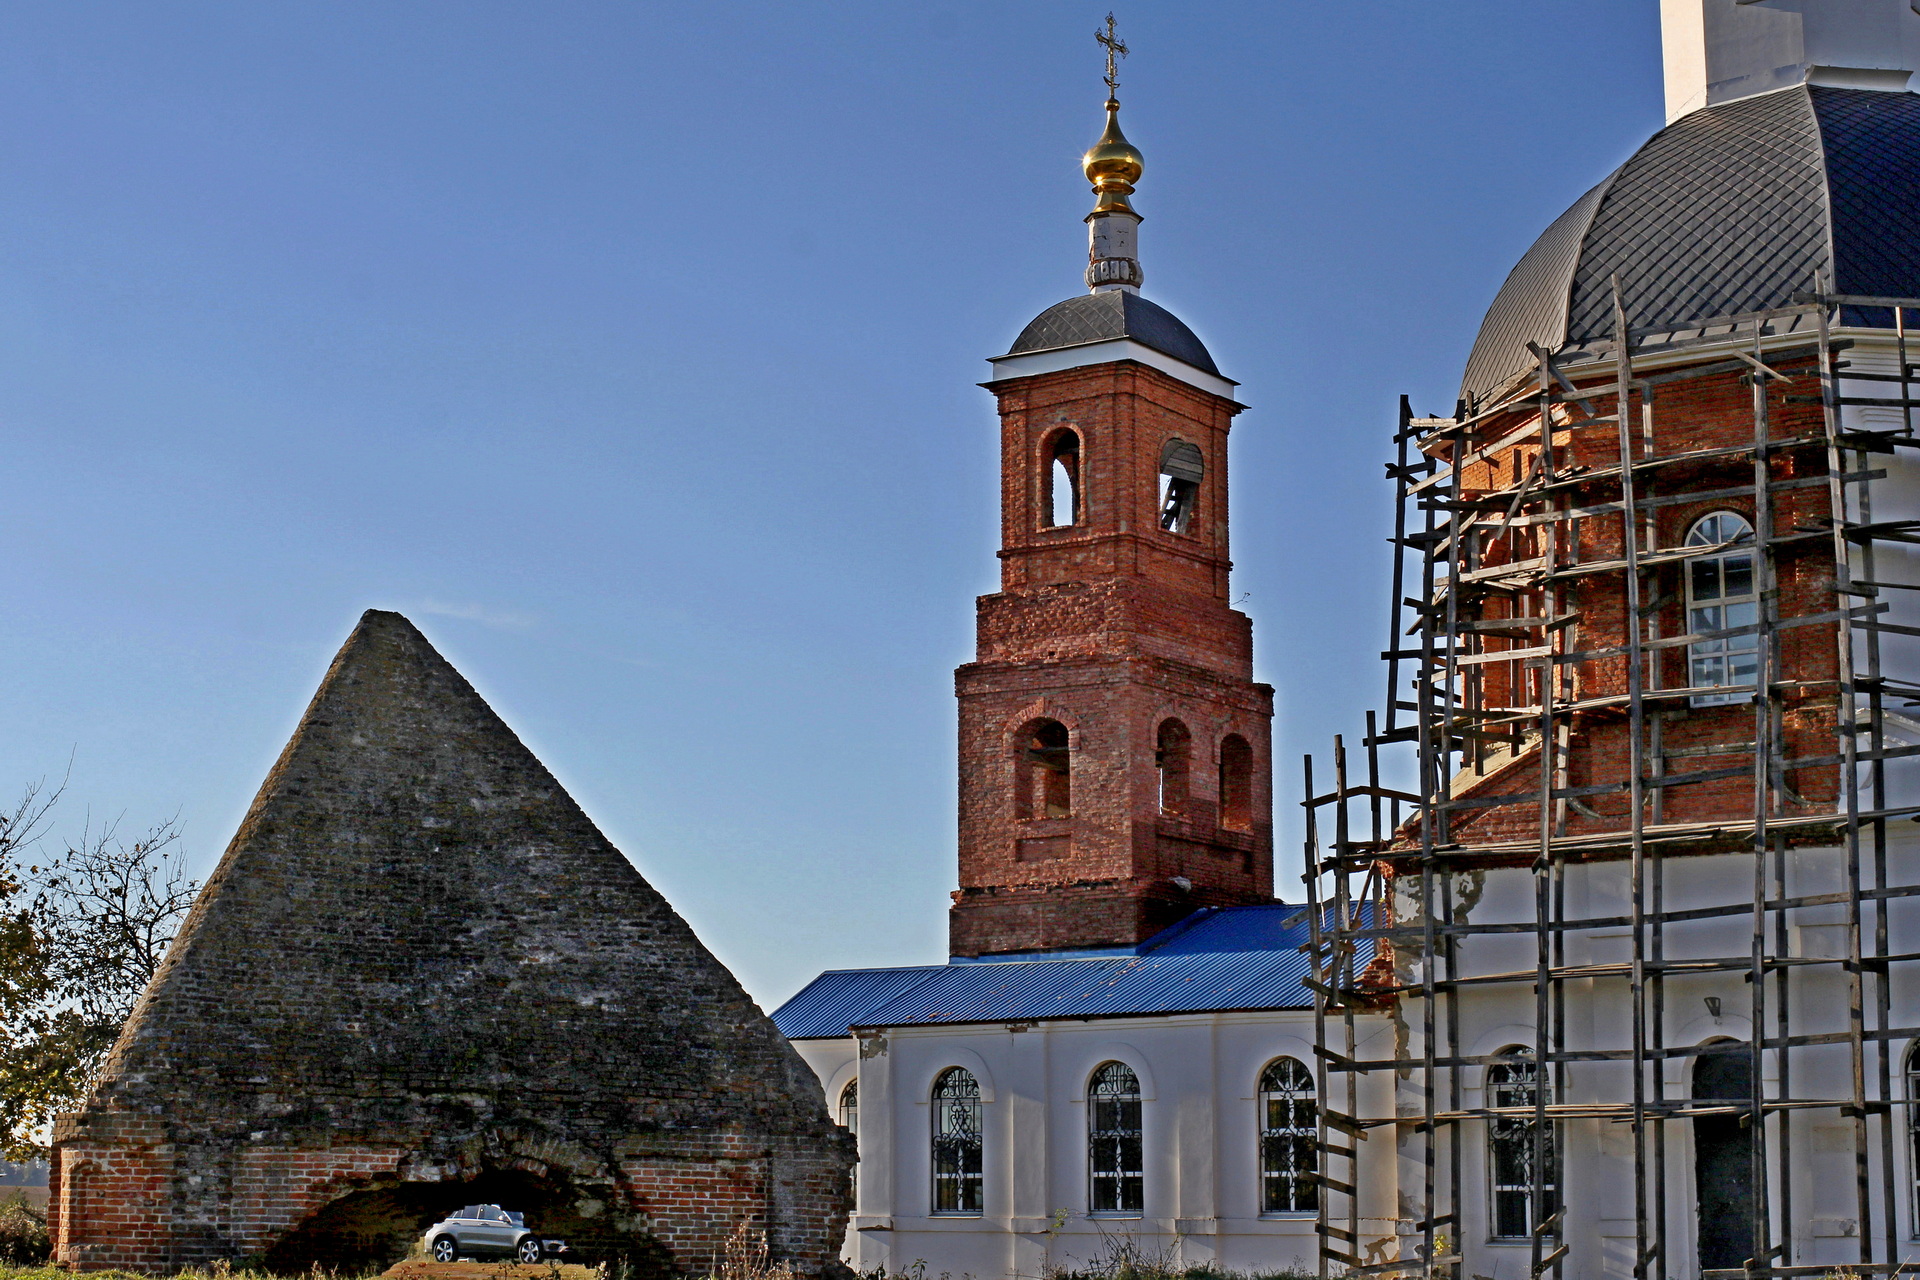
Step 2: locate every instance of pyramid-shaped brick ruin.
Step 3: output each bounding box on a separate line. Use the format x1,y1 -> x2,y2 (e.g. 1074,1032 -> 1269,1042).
49,610 -> 851,1275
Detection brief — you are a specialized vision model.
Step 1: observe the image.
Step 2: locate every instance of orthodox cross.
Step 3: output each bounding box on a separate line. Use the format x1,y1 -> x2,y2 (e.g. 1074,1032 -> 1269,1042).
1096,13 -> 1128,97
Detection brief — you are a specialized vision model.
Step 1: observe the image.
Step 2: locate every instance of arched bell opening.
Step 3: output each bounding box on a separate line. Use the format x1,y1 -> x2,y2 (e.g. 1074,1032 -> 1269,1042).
263,1165 -> 677,1276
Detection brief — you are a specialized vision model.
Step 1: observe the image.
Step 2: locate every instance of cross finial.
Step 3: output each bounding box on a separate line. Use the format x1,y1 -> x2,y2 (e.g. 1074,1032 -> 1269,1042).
1096,13 -> 1128,99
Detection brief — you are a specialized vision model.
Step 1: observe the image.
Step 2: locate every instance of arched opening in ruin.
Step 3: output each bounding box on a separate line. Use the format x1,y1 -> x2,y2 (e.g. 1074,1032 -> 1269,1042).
264,1165 -> 678,1276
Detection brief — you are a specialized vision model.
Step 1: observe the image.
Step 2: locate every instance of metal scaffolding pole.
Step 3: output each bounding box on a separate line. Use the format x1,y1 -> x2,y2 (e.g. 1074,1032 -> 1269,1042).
1308,291 -> 1920,1279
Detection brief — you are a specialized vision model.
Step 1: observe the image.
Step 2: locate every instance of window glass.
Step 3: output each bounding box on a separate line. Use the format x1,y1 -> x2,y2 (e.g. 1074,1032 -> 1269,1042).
1488,1048 -> 1557,1240
932,1068 -> 983,1215
1685,512 -> 1759,706
1089,1062 -> 1144,1215
1259,1058 -> 1318,1214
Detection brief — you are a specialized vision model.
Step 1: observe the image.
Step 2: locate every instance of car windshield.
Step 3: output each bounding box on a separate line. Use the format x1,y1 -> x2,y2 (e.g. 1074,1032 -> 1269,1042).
506,1212 -> 525,1227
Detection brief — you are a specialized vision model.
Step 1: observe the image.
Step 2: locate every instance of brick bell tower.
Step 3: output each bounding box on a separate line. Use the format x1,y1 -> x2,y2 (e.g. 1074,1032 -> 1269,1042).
950,69 -> 1274,959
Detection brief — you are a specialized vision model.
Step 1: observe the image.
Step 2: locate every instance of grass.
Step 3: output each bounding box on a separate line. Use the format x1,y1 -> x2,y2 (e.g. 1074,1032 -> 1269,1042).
857,1229 -> 1320,1280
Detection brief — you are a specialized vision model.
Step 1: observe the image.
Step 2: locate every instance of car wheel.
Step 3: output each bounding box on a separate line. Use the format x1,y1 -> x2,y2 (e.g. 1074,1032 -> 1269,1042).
433,1236 -> 459,1263
516,1238 -> 543,1265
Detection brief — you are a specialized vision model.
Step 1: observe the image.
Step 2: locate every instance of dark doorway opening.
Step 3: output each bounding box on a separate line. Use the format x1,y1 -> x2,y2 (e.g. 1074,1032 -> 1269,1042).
1693,1044 -> 1757,1272
264,1166 -> 677,1276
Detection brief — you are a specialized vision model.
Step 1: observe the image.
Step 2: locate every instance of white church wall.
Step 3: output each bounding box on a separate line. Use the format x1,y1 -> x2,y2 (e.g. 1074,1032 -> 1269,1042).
791,1008 -> 1396,1278
1399,829 -> 1920,1280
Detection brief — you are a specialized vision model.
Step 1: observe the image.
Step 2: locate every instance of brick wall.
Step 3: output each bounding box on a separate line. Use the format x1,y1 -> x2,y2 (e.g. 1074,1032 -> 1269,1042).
1435,355 -> 1847,854
952,360 -> 1275,955
49,612 -> 853,1273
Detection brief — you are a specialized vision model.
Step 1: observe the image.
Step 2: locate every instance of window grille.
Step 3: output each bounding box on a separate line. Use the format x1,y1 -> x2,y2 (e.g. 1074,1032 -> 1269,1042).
1259,1057 -> 1317,1214
931,1068 -> 983,1215
1089,1061 -> 1144,1215
1685,512 -> 1758,707
1908,1044 -> 1920,1233
1488,1048 -> 1557,1240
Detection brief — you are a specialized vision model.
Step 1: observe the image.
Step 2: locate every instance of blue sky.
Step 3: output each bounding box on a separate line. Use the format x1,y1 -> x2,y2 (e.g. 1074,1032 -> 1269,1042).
0,3 -> 1667,1008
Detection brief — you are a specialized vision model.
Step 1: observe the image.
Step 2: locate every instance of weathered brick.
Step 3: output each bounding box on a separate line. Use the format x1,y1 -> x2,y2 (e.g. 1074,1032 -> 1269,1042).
952,360 -> 1275,955
50,611 -> 852,1275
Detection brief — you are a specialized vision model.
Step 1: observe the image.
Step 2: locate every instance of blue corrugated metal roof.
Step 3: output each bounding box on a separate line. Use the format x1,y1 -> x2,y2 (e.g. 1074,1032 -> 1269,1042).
770,965 -> 946,1039
771,904 -> 1323,1039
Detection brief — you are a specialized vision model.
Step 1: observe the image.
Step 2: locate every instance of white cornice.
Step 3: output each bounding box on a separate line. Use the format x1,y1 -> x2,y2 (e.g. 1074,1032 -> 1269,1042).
985,338 -> 1239,400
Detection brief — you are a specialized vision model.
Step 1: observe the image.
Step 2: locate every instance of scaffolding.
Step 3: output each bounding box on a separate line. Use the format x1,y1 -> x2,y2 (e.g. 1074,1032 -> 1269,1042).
1304,288 -> 1920,1280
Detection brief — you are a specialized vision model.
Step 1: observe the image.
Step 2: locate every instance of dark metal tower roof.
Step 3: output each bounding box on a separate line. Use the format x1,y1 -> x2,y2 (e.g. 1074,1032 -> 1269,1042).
1005,289 -> 1220,376
1461,86 -> 1920,404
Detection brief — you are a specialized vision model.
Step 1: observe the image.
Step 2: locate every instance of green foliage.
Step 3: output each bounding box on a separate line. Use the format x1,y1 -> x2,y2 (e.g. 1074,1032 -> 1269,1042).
0,780 -> 198,1156
0,1191 -> 48,1264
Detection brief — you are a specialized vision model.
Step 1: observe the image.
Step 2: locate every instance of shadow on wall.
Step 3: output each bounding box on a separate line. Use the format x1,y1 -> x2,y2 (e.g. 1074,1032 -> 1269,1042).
263,1167 -> 679,1276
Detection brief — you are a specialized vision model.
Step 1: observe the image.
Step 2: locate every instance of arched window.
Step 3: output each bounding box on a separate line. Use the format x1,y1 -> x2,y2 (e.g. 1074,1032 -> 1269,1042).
1158,440 -> 1203,534
1685,512 -> 1758,707
1487,1047 -> 1557,1240
838,1079 -> 859,1199
931,1068 -> 983,1215
1088,1061 -> 1144,1215
1219,735 -> 1253,830
1907,1043 -> 1920,1229
1046,430 -> 1082,528
1015,719 -> 1072,820
1259,1057 -> 1317,1214
1156,719 -> 1191,815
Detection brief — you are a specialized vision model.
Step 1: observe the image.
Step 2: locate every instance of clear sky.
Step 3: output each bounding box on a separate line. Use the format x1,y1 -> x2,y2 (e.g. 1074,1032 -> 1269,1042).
0,3 -> 1668,1009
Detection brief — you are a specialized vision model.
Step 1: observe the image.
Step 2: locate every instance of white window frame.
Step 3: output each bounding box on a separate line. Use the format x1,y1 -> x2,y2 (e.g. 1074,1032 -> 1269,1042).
1258,1057 -> 1318,1216
1088,1061 -> 1144,1217
930,1067 -> 983,1216
1684,511 -> 1759,707
1487,1047 -> 1558,1242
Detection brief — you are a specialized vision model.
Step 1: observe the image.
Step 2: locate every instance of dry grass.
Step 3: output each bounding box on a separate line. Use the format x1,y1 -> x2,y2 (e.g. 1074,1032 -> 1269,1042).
703,1222 -> 796,1280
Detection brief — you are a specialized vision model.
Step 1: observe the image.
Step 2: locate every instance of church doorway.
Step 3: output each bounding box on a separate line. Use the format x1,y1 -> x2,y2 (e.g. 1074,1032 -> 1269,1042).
1693,1043 -> 1757,1273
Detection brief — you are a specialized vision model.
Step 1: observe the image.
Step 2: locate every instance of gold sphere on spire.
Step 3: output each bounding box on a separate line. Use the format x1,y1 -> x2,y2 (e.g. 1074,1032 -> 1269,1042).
1083,98 -> 1143,215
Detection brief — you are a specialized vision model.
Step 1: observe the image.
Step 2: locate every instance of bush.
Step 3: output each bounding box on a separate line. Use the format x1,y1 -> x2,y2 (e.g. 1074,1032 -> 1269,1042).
0,1194 -> 48,1265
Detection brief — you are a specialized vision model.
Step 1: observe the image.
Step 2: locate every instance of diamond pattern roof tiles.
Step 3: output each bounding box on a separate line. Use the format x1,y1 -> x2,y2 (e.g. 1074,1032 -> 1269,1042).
1462,86 -> 1920,404
1006,290 -> 1220,376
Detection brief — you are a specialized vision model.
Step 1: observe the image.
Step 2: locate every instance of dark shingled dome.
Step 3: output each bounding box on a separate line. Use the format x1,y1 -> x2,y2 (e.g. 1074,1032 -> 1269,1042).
1461,85 -> 1920,404
1007,289 -> 1220,376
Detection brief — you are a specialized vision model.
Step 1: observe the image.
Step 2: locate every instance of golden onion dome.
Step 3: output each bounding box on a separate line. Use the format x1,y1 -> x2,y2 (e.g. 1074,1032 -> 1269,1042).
1082,98 -> 1143,214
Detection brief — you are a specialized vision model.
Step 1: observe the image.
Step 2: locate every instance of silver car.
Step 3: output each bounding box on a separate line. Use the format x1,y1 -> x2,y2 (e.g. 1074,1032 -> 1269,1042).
422,1204 -> 566,1264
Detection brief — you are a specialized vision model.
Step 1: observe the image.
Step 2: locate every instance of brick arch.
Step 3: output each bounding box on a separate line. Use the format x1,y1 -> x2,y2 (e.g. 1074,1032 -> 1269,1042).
262,1159 -> 676,1276
60,1161 -> 100,1246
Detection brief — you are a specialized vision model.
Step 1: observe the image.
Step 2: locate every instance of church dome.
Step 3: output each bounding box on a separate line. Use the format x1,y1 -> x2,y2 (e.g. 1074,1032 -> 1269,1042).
1460,85 -> 1920,405
1006,289 -> 1220,376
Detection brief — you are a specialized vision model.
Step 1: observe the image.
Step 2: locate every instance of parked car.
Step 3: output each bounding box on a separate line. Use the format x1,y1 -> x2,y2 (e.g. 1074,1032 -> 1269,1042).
422,1205 -> 568,1264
